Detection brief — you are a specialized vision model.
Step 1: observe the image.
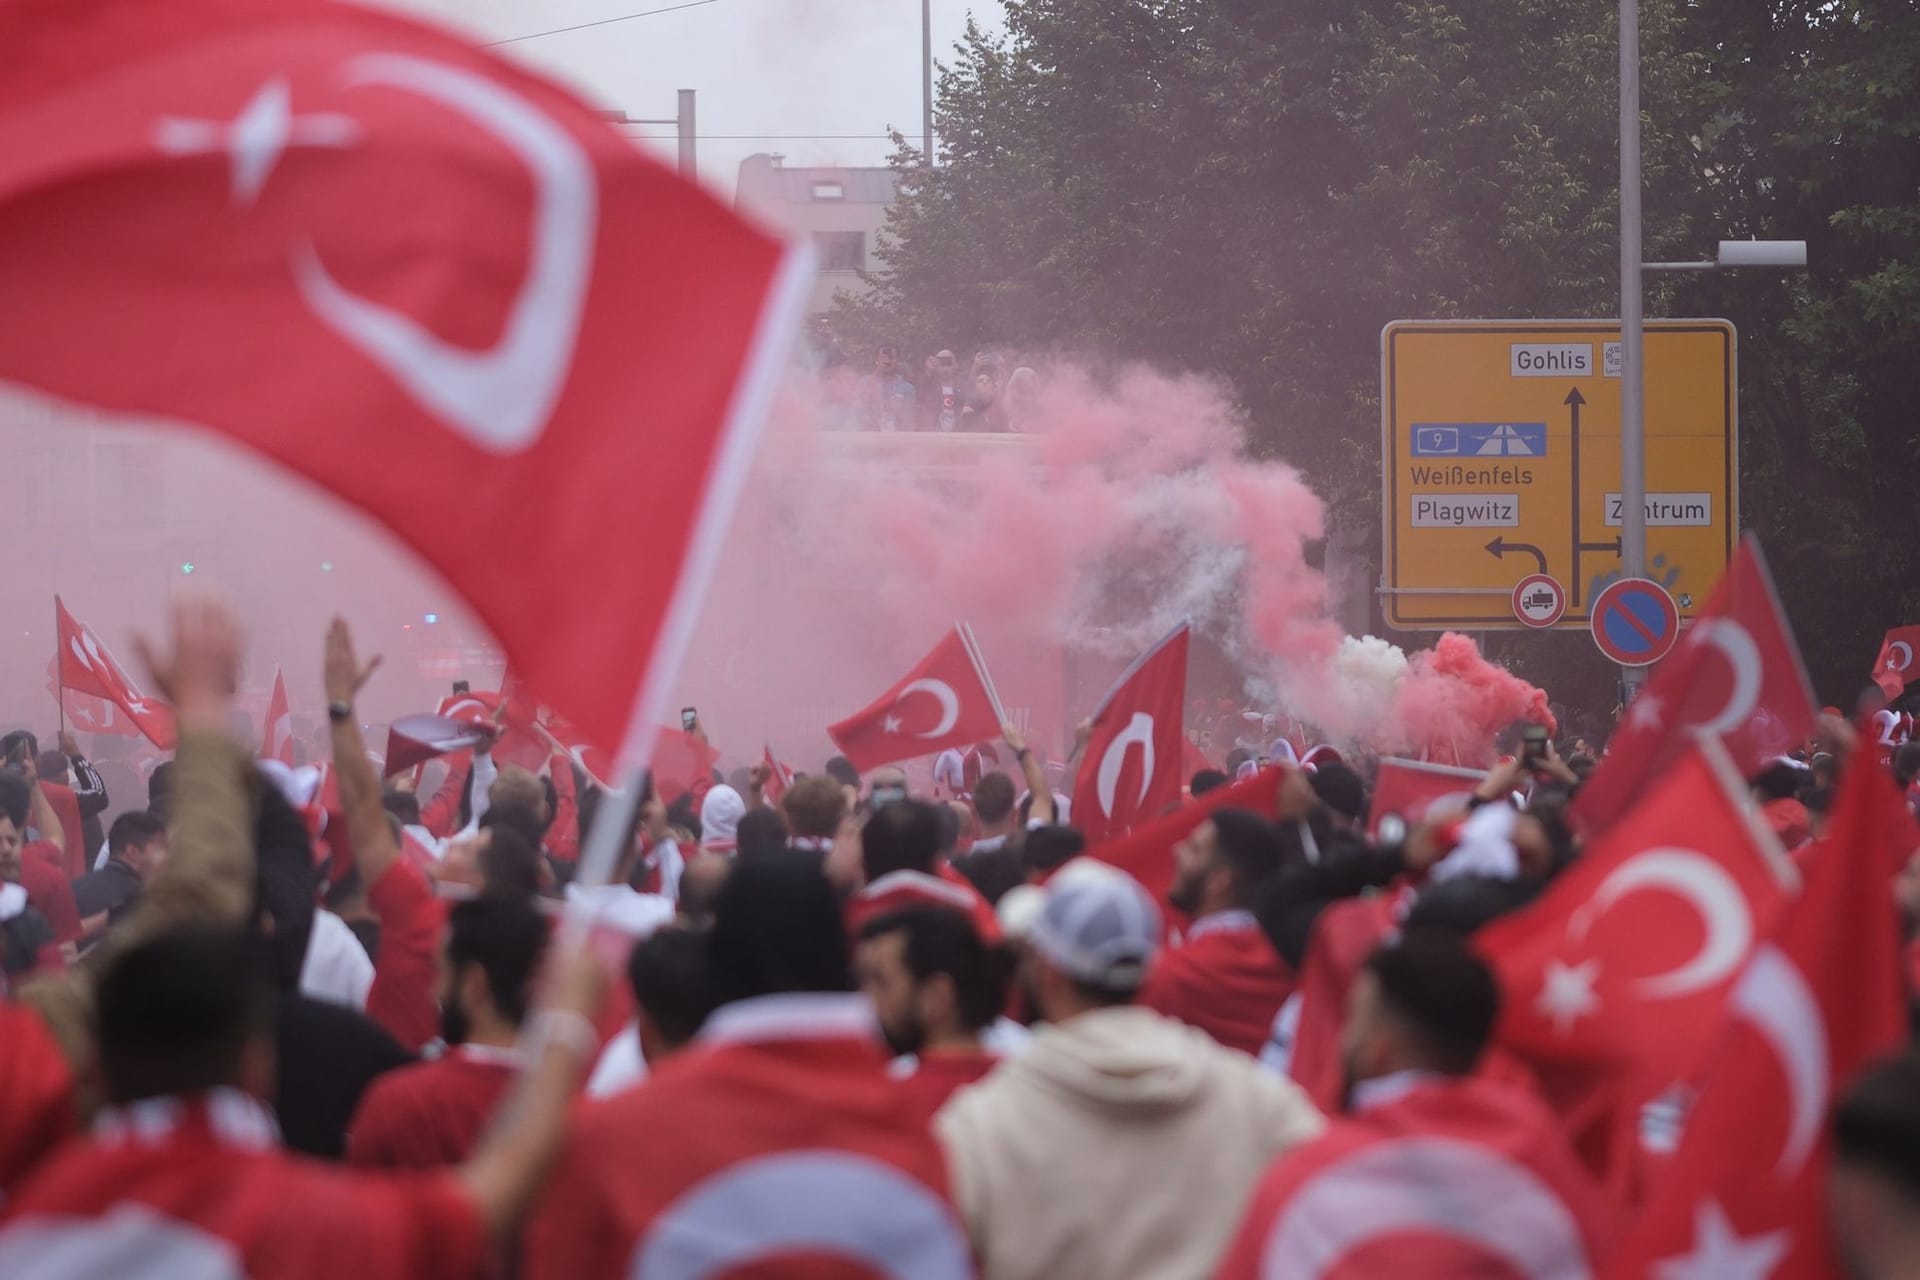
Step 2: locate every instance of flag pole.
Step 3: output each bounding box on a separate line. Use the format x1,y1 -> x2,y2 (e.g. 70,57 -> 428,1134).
958,622 -> 1008,726
53,595 -> 65,736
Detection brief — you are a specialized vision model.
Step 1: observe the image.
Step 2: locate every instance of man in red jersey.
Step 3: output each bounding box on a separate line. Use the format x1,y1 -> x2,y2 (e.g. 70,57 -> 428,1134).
348,894 -> 550,1168
525,859 -> 973,1278
855,905 -> 1009,1122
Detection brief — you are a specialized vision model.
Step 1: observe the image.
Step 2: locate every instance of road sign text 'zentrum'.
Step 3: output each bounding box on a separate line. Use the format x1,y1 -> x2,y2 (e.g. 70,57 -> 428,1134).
1379,319 -> 1736,631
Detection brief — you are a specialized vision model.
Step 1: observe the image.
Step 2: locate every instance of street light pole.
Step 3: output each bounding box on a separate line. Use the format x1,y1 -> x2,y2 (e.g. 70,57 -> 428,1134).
922,0 -> 934,164
1618,0 -> 1648,698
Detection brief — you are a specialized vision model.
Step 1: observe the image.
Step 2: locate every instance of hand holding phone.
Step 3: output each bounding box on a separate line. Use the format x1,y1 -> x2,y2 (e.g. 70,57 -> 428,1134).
681,707 -> 699,732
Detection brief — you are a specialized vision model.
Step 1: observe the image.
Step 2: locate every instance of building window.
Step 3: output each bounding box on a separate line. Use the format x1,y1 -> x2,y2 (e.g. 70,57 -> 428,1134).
811,181 -> 845,200
813,231 -> 865,273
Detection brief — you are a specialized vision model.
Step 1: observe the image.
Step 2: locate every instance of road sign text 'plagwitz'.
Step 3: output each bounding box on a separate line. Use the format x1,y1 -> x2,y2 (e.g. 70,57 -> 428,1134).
1380,320 -> 1736,631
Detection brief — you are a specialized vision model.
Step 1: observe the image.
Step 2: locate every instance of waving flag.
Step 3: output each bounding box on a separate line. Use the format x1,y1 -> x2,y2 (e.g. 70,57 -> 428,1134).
1071,623 -> 1189,845
0,0 -> 808,778
829,625 -> 1005,773
1604,751 -> 1910,1278
1366,757 -> 1485,840
1870,625 -> 1920,699
1572,537 -> 1815,833
55,598 -> 175,750
262,666 -> 294,765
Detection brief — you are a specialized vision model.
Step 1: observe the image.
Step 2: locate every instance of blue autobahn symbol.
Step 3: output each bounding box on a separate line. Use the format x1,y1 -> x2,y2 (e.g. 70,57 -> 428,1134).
1410,423 -> 1548,457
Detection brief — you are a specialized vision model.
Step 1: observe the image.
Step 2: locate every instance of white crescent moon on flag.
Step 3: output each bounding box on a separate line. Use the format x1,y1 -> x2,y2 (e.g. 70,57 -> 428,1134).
1569,847 -> 1751,999
1096,713 -> 1157,819
633,1151 -> 972,1280
1890,641 -> 1915,673
1692,619 -> 1763,736
293,53 -> 596,454
1731,944 -> 1828,1178
894,679 -> 960,739
1256,1136 -> 1591,1280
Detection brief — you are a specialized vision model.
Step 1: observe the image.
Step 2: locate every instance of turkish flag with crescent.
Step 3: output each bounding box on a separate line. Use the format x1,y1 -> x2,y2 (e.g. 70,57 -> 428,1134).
1084,766 -> 1288,905
262,666 -> 294,765
828,626 -> 1004,773
1571,537 -> 1816,835
45,658 -> 140,741
1217,1075 -> 1610,1279
1365,756 -> 1486,840
761,746 -> 794,806
0,0 -> 804,773
1476,736 -> 1798,1191
1603,749 -> 1909,1279
1071,623 -> 1189,846
1870,624 -> 1920,699
55,598 -> 176,750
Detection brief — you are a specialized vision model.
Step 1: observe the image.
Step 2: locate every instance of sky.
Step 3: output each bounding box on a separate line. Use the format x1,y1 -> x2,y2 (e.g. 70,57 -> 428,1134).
379,0 -> 1006,200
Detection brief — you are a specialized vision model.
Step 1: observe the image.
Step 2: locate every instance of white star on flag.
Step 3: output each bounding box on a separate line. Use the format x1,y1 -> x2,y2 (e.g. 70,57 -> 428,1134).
1535,958 -> 1602,1036
1653,1200 -> 1790,1280
154,77 -> 359,205
882,715 -> 903,735
1628,691 -> 1666,733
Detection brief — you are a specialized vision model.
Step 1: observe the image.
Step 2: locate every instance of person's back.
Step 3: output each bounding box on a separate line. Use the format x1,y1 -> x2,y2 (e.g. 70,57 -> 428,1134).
935,861 -> 1321,1279
526,860 -> 972,1278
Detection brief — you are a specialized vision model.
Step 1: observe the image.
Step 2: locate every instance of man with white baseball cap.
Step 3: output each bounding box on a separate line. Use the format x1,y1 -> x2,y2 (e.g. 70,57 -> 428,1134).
936,859 -> 1324,1279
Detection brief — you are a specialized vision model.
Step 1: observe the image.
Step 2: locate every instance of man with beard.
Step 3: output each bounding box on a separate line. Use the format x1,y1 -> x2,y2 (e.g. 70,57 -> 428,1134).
1216,931 -> 1606,1277
1140,808 -> 1299,1055
855,906 -> 1007,1121
347,894 -> 550,1168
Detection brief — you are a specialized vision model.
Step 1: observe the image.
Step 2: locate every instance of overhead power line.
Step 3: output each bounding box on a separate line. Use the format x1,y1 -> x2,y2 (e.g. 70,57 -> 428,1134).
482,0 -> 721,47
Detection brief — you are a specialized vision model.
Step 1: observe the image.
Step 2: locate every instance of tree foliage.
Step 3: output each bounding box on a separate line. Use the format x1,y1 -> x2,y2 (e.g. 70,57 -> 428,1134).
844,0 -> 1920,699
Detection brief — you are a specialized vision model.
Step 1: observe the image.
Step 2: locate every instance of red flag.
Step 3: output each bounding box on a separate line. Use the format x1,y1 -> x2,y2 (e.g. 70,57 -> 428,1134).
1084,766 -> 1287,904
382,713 -> 491,778
762,745 -> 794,806
828,625 -> 1005,773
55,598 -> 175,750
1870,624 -> 1920,699
45,658 -> 140,740
0,0 -> 807,773
1217,1075 -> 1610,1278
1604,749 -> 1910,1278
1366,757 -> 1486,840
1071,623 -> 1189,845
262,666 -> 294,765
1571,537 -> 1816,833
638,726 -> 719,806
1476,737 -> 1797,1185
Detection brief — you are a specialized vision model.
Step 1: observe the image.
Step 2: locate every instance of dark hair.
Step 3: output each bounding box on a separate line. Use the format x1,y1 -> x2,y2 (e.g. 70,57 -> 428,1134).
1022,825 -> 1085,876
381,788 -> 422,829
480,801 -> 547,851
782,776 -> 847,840
1896,742 -> 1920,788
973,772 -> 1016,825
1224,747 -> 1253,776
36,750 -> 69,785
479,825 -> 543,899
1309,762 -> 1367,823
1,731 -> 38,764
446,894 -> 549,1027
1801,785 -> 1834,817
0,770 -> 29,830
1189,769 -> 1229,797
860,906 -> 1005,1032
628,926 -> 720,1048
736,806 -> 790,859
1403,875 -> 1542,936
1211,809 -> 1293,900
252,781 -> 322,991
1834,1050 -> 1920,1199
934,802 -> 963,856
96,927 -> 274,1104
707,859 -> 850,1005
862,799 -> 942,881
1365,929 -> 1498,1075
109,809 -> 167,858
824,756 -> 861,791
1752,761 -> 1806,802
665,792 -> 702,841
147,761 -> 175,821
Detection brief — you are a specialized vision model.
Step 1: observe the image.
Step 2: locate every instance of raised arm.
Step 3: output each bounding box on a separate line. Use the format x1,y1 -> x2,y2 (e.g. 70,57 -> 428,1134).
324,618 -> 400,887
1002,722 -> 1054,826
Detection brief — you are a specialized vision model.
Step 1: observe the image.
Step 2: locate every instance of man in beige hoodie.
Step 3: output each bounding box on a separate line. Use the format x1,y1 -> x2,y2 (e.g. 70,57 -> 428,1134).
937,859 -> 1325,1279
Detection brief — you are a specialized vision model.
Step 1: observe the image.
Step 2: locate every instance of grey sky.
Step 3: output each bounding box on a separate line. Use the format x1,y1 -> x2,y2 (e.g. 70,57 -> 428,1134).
380,0 -> 1005,199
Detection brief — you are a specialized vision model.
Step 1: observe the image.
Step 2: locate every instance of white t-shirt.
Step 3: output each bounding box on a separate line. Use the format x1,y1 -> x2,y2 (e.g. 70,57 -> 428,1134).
298,909 -> 374,1011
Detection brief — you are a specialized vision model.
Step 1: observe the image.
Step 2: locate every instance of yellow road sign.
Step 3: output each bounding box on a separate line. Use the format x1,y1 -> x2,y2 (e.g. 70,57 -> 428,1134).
1380,319 -> 1736,631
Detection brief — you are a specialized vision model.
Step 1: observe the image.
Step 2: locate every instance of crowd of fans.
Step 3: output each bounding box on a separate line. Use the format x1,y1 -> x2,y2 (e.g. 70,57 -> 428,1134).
801,316 -> 1040,434
1,594 -> 1918,1278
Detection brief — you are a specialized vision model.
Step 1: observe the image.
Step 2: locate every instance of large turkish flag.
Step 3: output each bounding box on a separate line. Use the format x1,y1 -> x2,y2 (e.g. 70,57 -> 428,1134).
0,0 -> 807,770
828,626 -> 1005,773
1071,623 -> 1189,846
